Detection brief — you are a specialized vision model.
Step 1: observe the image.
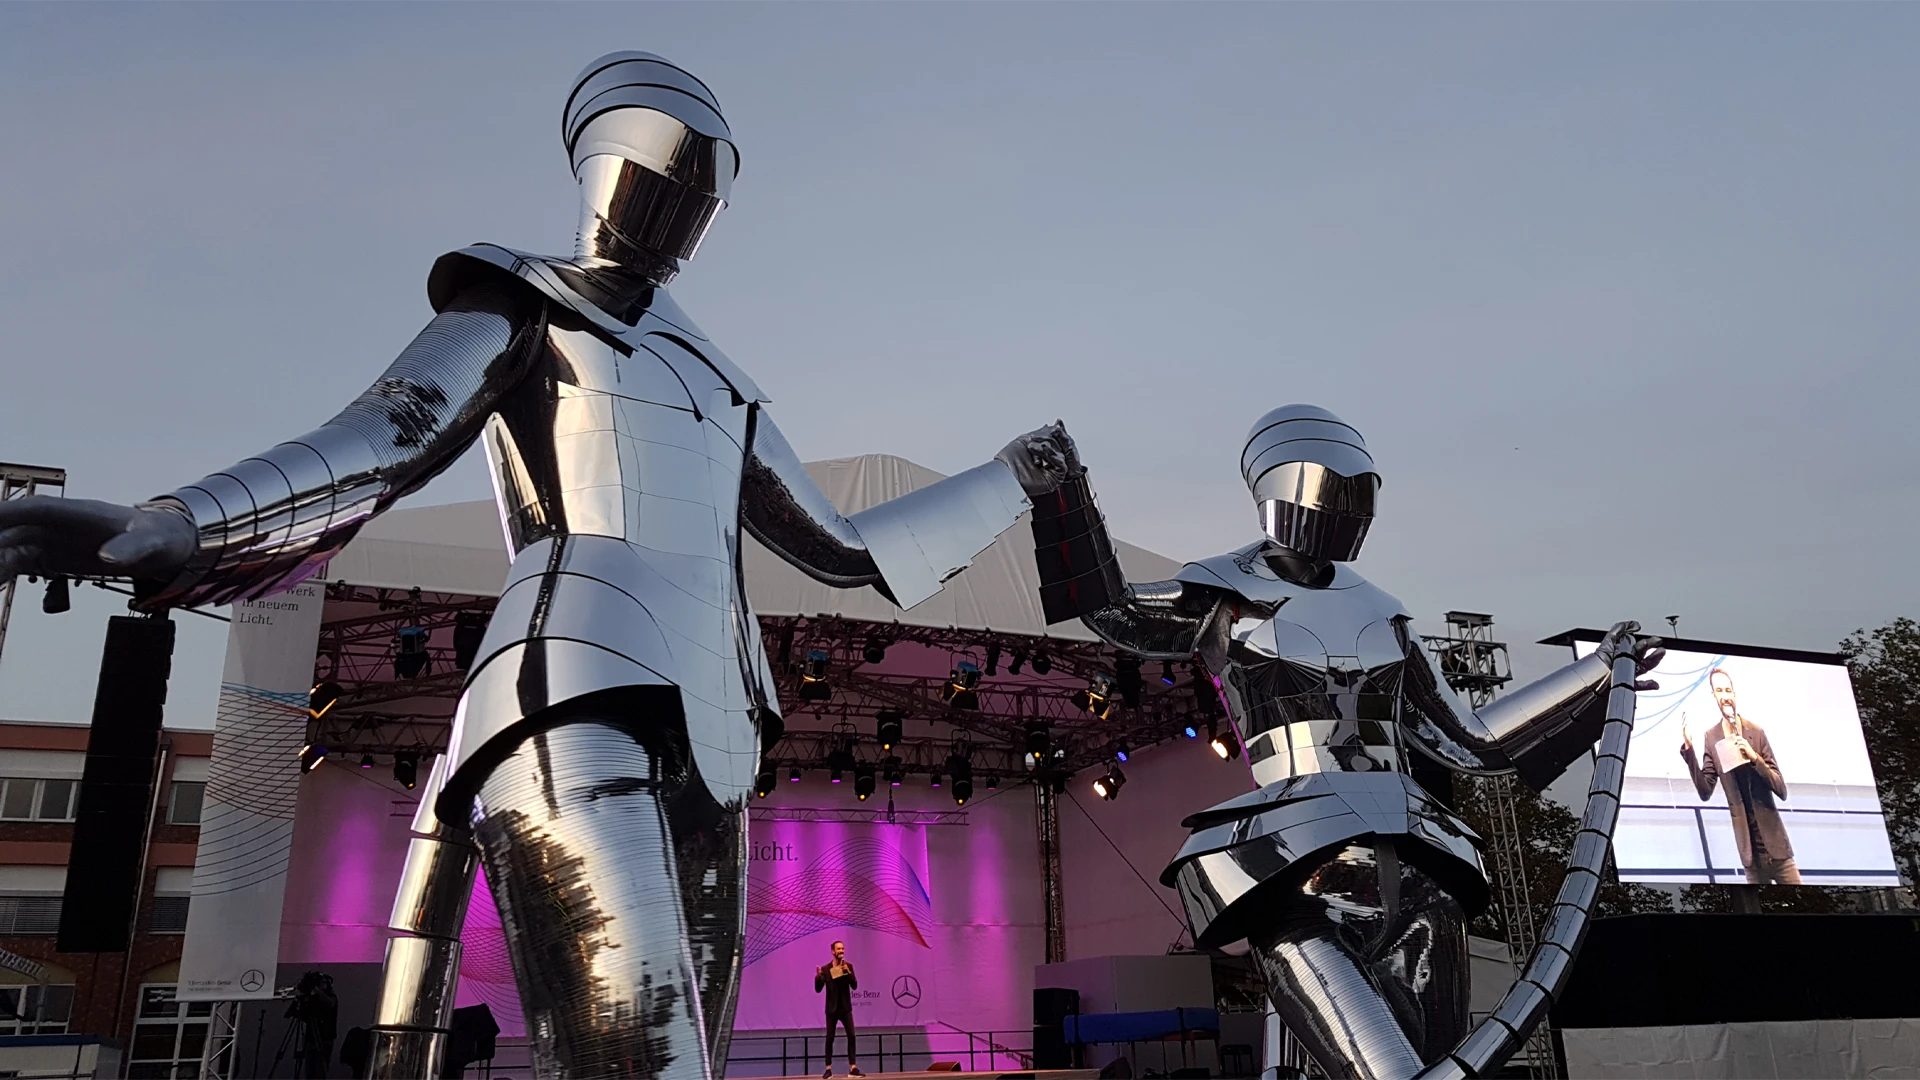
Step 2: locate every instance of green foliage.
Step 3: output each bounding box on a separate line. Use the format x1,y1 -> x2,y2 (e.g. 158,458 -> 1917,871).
1841,616 -> 1920,890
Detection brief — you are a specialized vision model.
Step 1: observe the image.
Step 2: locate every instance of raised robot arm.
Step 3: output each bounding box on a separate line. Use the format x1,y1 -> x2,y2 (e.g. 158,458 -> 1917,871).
741,411 -> 1074,608
1397,620 -> 1665,789
0,283 -> 542,608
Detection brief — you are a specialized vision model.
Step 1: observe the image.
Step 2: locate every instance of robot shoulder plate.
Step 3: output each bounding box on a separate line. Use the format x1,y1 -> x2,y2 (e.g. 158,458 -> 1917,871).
426,244 -> 768,405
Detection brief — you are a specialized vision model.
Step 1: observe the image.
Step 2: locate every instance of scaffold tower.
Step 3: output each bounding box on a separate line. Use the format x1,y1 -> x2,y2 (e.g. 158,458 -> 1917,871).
0,463 -> 67,669
1421,611 -> 1561,1079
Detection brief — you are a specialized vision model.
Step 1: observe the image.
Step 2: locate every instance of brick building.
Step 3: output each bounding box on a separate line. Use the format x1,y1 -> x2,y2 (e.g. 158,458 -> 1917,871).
0,718 -> 213,1079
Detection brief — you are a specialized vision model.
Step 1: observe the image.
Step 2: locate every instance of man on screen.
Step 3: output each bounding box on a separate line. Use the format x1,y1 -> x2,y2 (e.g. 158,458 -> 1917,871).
815,940 -> 862,1078
1679,667 -> 1799,885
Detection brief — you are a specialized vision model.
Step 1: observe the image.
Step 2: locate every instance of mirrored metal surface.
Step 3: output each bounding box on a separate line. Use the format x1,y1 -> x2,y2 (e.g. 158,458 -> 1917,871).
1056,408 -> 1656,1079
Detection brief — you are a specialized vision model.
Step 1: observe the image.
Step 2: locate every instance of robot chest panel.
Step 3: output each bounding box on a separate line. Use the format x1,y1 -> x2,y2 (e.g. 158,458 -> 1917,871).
489,324 -> 750,555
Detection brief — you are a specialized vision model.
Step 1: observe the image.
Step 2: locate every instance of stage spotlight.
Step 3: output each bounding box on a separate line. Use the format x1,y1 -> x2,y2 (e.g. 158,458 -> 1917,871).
1115,742 -> 1131,763
1092,765 -> 1127,801
798,650 -> 832,702
1030,653 -> 1052,676
947,752 -> 973,806
41,576 -> 69,615
984,644 -> 1001,676
299,744 -> 328,774
1025,723 -> 1051,758
886,759 -> 904,788
789,767 -> 802,784
1071,672 -> 1116,720
876,710 -> 905,751
1182,723 -> 1199,739
1115,657 -> 1143,706
828,742 -> 856,784
863,639 -> 889,665
1191,664 -> 1223,716
930,772 -> 943,789
1209,720 -> 1242,761
395,626 -> 431,680
1050,775 -> 1067,795
453,611 -> 488,671
985,776 -> 999,791
942,661 -> 982,710
308,681 -> 344,721
1160,661 -> 1177,686
1008,650 -> 1028,675
755,768 -> 777,799
359,754 -> 375,770
854,763 -> 877,801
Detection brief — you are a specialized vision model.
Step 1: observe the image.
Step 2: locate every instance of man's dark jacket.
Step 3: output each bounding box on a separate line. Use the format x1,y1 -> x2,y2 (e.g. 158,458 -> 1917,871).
816,962 -> 857,1016
1682,716 -> 1792,867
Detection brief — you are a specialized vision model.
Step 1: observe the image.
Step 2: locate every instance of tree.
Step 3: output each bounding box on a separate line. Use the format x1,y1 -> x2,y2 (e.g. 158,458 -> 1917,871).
1451,775 -> 1671,947
1841,617 -> 1920,892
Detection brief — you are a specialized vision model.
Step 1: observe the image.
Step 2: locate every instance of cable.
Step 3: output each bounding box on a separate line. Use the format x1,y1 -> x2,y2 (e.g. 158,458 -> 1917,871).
1061,789 -> 1190,937
89,580 -> 231,623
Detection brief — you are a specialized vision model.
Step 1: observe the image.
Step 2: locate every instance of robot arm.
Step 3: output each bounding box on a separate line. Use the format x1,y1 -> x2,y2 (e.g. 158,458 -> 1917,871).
1398,620 -> 1663,790
1080,579 -> 1223,661
739,410 -> 1049,608
141,282 -> 543,608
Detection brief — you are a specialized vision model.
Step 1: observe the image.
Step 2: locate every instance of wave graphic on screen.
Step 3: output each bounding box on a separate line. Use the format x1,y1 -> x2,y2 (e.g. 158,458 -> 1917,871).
745,836 -> 933,966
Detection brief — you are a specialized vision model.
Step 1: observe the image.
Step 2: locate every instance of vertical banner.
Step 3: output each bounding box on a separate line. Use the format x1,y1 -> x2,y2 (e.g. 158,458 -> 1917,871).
734,821 -> 938,1031
177,582 -> 326,1001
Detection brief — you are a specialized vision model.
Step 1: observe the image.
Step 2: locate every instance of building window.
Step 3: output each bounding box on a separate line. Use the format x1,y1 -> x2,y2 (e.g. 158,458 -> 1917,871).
0,895 -> 64,935
129,983 -> 217,1080
166,782 -> 206,826
0,983 -> 74,1035
0,777 -> 77,822
150,895 -> 191,934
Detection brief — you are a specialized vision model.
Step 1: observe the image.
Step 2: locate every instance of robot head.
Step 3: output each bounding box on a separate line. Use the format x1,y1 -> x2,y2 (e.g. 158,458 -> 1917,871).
1240,405 -> 1380,562
564,52 -> 739,266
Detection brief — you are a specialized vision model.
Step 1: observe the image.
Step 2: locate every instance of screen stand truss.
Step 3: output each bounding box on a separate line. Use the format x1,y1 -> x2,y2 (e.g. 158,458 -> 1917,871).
197,1000 -> 239,1079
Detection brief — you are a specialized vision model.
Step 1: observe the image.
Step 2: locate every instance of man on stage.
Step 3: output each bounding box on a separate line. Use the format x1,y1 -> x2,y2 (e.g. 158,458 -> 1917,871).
1680,667 -> 1800,885
815,941 -> 862,1078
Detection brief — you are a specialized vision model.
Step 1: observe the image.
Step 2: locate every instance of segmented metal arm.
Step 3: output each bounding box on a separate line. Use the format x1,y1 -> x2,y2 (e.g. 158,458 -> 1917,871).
141,283 -> 541,608
1080,579 -> 1221,661
1395,619 -> 1613,787
740,410 -> 1033,609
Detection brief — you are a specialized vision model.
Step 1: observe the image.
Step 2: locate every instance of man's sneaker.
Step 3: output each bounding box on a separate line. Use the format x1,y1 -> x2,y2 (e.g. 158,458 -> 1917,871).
849,1068 -> 864,1077
822,1070 -> 833,1079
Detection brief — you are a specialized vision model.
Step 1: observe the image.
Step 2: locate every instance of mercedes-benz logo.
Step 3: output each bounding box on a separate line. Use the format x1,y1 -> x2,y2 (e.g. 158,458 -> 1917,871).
891,975 -> 921,1009
240,969 -> 266,992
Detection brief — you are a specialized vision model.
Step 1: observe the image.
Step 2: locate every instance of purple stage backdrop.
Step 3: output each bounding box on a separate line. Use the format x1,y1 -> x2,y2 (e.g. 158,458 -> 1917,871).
278,766 -> 1042,1044
736,819 -> 938,1031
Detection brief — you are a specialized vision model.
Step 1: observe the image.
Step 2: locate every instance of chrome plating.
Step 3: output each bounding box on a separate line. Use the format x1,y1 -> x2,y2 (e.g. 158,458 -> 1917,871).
0,51 -> 1070,1080
1065,407 -> 1660,1079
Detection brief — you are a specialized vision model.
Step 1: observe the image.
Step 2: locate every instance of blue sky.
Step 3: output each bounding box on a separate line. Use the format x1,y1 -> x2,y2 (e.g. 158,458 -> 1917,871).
2,3 -> 1916,729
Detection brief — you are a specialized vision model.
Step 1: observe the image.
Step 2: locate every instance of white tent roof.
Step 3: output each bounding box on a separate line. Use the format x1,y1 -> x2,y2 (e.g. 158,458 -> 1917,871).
324,454 -> 1182,643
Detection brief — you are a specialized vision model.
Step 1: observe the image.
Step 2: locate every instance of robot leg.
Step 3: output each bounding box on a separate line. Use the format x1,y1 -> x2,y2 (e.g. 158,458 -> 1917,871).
1243,842 -> 1470,1080
369,756 -> 480,1079
470,719 -> 714,1080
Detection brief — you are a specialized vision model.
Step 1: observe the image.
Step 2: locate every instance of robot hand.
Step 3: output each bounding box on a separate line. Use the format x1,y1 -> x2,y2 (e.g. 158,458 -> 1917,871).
996,420 -> 1081,497
1595,620 -> 1666,691
0,496 -> 196,583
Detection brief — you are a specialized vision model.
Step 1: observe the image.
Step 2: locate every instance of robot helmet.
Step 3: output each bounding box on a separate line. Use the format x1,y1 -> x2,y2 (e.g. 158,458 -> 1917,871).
1240,405 -> 1380,562
564,52 -> 740,264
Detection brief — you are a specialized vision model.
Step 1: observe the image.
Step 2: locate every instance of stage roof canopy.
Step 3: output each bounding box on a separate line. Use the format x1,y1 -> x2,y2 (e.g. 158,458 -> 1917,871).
325,454 -> 1184,642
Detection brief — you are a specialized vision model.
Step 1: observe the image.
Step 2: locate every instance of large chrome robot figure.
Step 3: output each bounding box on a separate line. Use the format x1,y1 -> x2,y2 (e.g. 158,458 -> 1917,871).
1049,405 -> 1662,1080
0,52 -> 1075,1080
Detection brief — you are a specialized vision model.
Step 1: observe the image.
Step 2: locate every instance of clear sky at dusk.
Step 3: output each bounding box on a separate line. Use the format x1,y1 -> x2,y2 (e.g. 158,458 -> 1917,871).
2,3 -> 1916,731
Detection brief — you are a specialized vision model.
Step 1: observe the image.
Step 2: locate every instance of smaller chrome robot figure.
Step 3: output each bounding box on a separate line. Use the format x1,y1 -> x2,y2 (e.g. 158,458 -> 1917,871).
1048,406 -> 1662,1080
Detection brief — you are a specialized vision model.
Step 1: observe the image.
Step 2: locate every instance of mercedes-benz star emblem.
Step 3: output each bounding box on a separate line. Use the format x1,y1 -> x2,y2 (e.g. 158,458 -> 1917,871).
891,975 -> 922,1009
240,969 -> 266,992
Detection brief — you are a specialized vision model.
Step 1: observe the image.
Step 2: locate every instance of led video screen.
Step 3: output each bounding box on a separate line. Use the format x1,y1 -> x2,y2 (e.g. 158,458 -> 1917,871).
1566,634 -> 1900,887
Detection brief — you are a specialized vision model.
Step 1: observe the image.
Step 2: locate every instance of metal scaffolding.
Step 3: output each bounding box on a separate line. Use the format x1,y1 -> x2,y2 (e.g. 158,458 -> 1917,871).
1036,782 -> 1066,964
0,463 -> 67,670
1420,610 -> 1559,1080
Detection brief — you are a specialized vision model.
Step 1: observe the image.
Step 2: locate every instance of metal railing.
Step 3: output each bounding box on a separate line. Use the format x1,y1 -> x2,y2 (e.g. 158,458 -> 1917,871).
449,1029 -> 1034,1078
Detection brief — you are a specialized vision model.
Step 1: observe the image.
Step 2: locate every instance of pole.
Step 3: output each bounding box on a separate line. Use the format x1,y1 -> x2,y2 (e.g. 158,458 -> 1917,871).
114,733 -> 171,1059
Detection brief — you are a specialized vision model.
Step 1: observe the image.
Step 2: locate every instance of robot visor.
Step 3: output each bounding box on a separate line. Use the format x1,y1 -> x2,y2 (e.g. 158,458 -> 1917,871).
571,105 -> 736,202
1250,461 -> 1379,517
